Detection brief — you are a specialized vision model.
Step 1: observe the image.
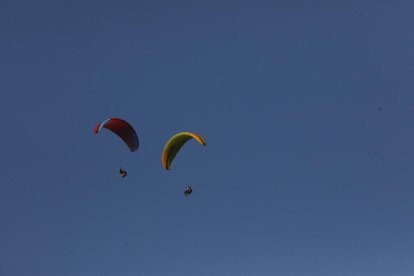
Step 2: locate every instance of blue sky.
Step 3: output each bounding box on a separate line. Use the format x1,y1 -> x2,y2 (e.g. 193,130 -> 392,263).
1,0 -> 414,275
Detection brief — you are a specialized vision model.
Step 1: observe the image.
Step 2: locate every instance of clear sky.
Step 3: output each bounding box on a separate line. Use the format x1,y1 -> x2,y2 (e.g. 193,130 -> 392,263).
1,0 -> 414,275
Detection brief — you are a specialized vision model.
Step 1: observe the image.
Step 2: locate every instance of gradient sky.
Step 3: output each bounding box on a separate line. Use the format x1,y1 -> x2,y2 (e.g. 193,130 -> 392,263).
1,1 -> 414,275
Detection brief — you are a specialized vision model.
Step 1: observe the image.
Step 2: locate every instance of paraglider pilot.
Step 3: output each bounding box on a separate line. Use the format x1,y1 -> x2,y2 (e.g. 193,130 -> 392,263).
119,168 -> 128,177
184,186 -> 192,197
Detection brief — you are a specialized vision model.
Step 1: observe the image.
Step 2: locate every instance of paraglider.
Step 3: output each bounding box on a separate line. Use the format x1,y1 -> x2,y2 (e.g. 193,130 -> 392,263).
184,186 -> 192,197
94,117 -> 138,180
162,132 -> 206,198
94,117 -> 139,152
119,168 -> 128,177
162,132 -> 207,170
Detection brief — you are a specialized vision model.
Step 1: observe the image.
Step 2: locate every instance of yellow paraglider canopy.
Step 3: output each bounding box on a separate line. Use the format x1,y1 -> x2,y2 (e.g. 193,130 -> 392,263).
162,132 -> 207,170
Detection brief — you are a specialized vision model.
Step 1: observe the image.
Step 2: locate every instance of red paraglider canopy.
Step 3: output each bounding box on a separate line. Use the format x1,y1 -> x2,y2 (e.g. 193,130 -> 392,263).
94,117 -> 139,152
